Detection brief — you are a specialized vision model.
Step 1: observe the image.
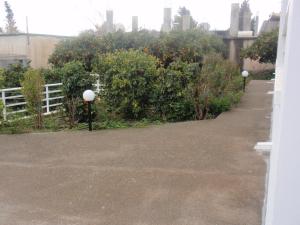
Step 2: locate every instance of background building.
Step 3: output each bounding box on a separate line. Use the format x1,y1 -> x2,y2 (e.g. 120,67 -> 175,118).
219,1 -> 279,71
161,8 -> 172,32
0,33 -> 70,69
132,16 -> 139,32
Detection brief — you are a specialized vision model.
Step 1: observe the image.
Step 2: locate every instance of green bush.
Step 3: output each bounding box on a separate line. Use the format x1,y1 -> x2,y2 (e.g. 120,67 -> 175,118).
242,30 -> 278,64
208,97 -> 231,116
21,69 -> 45,129
2,62 -> 29,87
0,68 -> 4,88
50,30 -> 226,70
193,54 -> 243,119
250,69 -> 275,80
61,61 -> 95,127
40,68 -> 64,83
154,61 -> 197,121
93,49 -> 159,119
0,100 -> 3,122
148,30 -> 227,67
49,33 -> 106,71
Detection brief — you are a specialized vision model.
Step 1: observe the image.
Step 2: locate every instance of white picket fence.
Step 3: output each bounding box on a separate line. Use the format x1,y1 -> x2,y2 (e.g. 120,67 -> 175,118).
0,79 -> 102,121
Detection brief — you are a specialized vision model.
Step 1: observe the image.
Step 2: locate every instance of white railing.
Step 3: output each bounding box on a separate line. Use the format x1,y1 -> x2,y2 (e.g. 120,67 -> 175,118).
1,83 -> 63,121
0,79 -> 102,121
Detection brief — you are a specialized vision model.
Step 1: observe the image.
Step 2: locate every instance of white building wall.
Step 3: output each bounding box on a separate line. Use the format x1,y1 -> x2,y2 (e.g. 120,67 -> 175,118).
265,0 -> 300,224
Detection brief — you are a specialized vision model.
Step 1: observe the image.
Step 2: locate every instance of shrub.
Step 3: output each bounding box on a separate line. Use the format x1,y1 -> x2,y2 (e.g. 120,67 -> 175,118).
193,54 -> 243,119
21,69 -> 45,129
0,100 -> 3,122
40,68 -> 64,83
208,97 -> 231,116
93,50 -> 159,119
0,68 -> 4,88
50,30 -> 226,71
250,69 -> 275,80
154,61 -> 197,121
61,61 -> 95,127
242,29 -> 278,64
148,30 -> 226,67
49,33 -> 105,71
2,62 -> 29,87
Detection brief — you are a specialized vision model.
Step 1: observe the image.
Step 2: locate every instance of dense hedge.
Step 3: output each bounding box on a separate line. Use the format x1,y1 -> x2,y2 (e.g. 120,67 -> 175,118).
49,30 -> 226,70
93,51 -> 243,122
1,30 -> 245,131
94,50 -> 159,119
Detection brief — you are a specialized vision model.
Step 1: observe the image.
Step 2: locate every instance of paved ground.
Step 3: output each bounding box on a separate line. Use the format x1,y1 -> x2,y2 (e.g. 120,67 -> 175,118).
0,80 -> 273,225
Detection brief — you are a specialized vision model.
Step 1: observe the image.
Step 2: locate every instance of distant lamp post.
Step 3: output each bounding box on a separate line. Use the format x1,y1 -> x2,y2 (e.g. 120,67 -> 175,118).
242,70 -> 249,92
83,90 -> 95,131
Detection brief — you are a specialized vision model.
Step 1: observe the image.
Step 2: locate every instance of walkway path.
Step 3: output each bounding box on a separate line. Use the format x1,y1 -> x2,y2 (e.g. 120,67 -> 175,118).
0,80 -> 273,225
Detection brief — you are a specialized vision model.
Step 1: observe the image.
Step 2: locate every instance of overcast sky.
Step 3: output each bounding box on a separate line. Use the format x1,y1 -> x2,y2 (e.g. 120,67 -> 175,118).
0,0 -> 281,36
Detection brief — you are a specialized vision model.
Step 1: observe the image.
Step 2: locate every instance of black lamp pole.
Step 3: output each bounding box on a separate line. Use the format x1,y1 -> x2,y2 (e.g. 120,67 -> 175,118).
88,101 -> 92,131
243,77 -> 246,92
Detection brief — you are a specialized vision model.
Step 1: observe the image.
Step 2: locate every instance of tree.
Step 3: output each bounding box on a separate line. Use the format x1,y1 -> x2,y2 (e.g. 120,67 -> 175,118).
242,30 -> 278,64
148,30 -> 226,67
61,61 -> 95,127
4,1 -> 18,34
173,7 -> 198,31
21,69 -> 45,129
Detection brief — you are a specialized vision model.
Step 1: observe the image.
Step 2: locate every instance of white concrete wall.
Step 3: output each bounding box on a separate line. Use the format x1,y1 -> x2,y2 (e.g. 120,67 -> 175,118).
265,0 -> 300,224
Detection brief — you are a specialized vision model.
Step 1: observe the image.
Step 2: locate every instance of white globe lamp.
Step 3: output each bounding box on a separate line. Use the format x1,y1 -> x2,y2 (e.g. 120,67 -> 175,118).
241,70 -> 249,92
83,90 -> 95,102
83,90 -> 96,131
242,70 -> 249,78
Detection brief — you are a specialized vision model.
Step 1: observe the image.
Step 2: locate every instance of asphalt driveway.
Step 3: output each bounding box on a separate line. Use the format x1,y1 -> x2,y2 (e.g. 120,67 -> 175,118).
0,80 -> 273,225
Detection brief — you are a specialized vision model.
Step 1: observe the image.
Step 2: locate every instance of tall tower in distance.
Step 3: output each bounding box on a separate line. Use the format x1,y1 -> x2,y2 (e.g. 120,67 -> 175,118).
239,0 -> 252,31
182,15 -> 191,31
162,8 -> 172,32
132,16 -> 138,32
106,10 -> 114,33
230,3 -> 240,36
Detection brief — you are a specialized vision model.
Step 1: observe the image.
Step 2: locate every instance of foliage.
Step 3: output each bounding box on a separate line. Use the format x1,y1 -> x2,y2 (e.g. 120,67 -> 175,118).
21,69 -> 45,129
0,100 -> 3,121
0,68 -> 4,88
194,54 -> 243,119
4,1 -> 18,33
148,30 -> 226,67
173,7 -> 198,30
154,61 -> 198,121
2,62 -> 29,87
242,30 -> 278,64
48,33 -> 106,71
0,116 -> 31,134
61,61 -> 95,127
93,49 -> 159,119
50,30 -> 225,70
250,69 -> 275,80
40,68 -> 63,83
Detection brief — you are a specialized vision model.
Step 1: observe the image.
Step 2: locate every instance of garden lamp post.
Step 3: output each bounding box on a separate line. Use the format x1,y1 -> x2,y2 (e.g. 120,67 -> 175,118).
83,90 -> 95,131
242,70 -> 249,92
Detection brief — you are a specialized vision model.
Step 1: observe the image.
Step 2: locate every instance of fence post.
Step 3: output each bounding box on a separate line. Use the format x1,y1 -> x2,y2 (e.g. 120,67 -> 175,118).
45,86 -> 50,114
96,79 -> 100,93
1,90 -> 6,121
